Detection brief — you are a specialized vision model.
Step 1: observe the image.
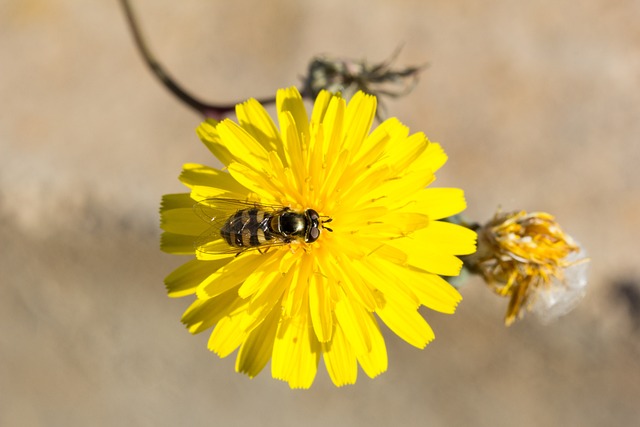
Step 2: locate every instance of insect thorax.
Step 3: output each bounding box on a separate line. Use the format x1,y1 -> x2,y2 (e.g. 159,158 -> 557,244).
278,211 -> 307,237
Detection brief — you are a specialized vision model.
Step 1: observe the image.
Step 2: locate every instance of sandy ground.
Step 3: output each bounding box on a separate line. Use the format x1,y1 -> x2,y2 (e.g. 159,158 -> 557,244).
2,1 -> 640,426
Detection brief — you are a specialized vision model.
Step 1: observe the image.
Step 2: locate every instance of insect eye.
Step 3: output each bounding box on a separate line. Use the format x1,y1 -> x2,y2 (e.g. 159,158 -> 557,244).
307,227 -> 320,243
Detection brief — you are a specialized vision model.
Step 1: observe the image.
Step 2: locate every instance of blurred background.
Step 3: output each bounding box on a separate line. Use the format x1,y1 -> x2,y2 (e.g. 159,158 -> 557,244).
2,0 -> 639,425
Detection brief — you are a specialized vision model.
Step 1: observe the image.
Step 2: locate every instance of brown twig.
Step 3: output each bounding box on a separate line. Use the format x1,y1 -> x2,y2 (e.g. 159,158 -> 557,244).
120,0 -> 278,119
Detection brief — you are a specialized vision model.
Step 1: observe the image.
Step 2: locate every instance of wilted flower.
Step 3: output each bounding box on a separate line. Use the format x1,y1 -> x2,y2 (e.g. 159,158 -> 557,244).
160,87 -> 476,388
466,211 -> 589,326
302,51 -> 424,119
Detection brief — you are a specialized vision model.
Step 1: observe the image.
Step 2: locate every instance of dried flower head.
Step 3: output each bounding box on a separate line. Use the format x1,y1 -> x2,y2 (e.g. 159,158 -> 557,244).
467,211 -> 589,326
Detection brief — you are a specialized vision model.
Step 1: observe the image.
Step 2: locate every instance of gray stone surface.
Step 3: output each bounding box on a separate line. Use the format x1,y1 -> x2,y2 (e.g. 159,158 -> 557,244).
2,1 -> 639,426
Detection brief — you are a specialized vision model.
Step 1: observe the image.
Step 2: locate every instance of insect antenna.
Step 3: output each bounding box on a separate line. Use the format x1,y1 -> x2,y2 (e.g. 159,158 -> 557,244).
321,216 -> 334,233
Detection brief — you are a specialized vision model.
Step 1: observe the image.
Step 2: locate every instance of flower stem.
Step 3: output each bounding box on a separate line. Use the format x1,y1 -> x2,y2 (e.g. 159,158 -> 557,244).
119,0 -> 279,119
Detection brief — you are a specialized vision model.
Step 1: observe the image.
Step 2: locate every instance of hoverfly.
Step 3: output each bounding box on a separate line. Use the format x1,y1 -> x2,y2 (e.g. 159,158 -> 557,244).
194,198 -> 333,255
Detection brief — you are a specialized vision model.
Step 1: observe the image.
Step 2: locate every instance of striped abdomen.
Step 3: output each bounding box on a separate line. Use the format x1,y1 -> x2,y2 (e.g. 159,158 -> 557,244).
220,208 -> 275,248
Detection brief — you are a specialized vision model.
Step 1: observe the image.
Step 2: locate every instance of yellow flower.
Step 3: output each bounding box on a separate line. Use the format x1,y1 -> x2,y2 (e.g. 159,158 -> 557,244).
468,211 -> 589,326
160,87 -> 476,388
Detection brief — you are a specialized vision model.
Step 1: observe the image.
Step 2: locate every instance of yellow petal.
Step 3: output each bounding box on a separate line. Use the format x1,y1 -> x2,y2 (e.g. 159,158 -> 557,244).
266,151 -> 304,205
386,221 -> 476,275
235,98 -> 282,154
356,167 -> 435,207
276,87 -> 309,147
279,111 -> 306,190
384,131 -> 429,175
416,272 -> 463,313
208,306 -> 250,357
309,271 -> 333,342
411,221 -> 477,255
160,193 -> 192,211
309,90 -> 333,127
271,305 -> 320,389
227,162 -> 285,202
319,148 -> 351,205
179,164 -> 250,201
197,252 -> 272,298
283,254 -> 313,317
165,258 -> 231,297
242,269 -> 291,332
235,304 -> 280,378
160,232 -> 196,255
420,253 -> 462,276
353,259 -> 419,308
181,286 -> 241,334
400,187 -> 467,220
343,91 -> 376,156
410,252 -> 464,276
354,313 -> 388,378
194,239 -> 238,261
216,119 -> 270,168
357,212 -> 430,238
278,248 -> 303,273
350,118 -> 392,169
319,253 -> 378,311
195,119 -> 234,167
335,165 -> 393,209
179,163 -> 247,192
334,287 -> 372,355
368,243 -> 408,267
410,141 -> 447,174
307,121 -> 325,205
376,301 -> 435,349
237,254 -> 281,299
318,95 -> 346,161
160,208 -> 210,236
322,324 -> 357,387
369,258 -> 462,313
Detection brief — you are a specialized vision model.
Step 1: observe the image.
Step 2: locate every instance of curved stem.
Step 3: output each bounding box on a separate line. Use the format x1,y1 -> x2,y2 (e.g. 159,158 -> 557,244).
120,0 -> 278,119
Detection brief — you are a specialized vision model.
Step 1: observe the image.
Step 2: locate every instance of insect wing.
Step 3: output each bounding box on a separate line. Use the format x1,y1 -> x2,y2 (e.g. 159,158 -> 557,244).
194,198 -> 287,220
193,199 -> 249,253
192,198 -> 289,255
